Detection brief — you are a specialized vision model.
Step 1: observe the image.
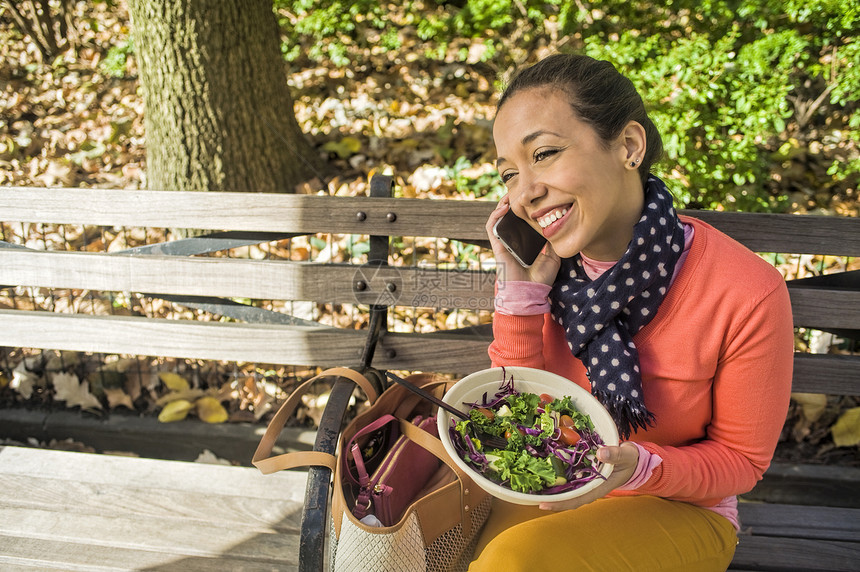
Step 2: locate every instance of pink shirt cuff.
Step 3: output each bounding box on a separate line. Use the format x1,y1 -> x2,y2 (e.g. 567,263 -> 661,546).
616,442 -> 662,491
494,281 -> 552,315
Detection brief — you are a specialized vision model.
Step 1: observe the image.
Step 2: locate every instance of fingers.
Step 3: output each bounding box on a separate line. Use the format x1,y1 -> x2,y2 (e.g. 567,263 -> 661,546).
531,242 -> 561,285
536,443 -> 640,512
486,196 -> 510,235
596,446 -> 622,464
596,442 -> 639,466
537,485 -> 606,512
486,197 -> 520,271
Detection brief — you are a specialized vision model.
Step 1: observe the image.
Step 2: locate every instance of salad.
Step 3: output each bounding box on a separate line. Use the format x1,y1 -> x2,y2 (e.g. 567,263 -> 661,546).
448,373 -> 607,495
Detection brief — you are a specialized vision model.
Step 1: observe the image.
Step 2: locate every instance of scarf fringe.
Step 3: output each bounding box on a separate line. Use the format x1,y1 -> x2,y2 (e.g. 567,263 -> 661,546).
594,389 -> 656,440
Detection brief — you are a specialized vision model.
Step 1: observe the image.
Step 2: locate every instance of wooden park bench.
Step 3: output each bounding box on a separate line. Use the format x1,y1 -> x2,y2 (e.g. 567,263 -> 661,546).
1,177 -> 858,571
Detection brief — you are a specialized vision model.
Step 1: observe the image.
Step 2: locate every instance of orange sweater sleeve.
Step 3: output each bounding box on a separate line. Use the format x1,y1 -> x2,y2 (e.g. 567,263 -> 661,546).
488,313 -> 547,370
634,280 -> 794,504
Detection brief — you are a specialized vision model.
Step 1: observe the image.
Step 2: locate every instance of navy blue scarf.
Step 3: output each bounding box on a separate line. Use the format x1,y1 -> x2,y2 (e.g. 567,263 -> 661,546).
549,176 -> 685,439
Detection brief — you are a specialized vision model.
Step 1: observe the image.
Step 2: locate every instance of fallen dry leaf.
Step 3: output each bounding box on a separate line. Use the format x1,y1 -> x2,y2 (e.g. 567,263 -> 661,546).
831,407 -> 860,447
10,368 -> 37,399
155,388 -> 206,407
158,371 -> 190,392
51,372 -> 102,412
104,387 -> 135,410
792,392 -> 828,422
158,399 -> 193,422
195,396 -> 228,424
195,449 -> 231,465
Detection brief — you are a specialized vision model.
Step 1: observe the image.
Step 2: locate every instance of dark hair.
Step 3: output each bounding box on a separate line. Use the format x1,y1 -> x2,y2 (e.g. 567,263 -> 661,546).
498,54 -> 663,182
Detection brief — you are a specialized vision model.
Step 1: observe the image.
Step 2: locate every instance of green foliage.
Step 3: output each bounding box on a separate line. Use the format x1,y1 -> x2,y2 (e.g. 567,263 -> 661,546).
274,0 -> 391,66
101,38 -> 134,78
573,0 -> 858,210
277,0 -> 859,213
446,155 -> 506,200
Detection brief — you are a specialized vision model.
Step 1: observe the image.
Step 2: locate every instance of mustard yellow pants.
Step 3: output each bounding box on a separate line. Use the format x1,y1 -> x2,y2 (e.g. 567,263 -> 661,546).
469,495 -> 738,572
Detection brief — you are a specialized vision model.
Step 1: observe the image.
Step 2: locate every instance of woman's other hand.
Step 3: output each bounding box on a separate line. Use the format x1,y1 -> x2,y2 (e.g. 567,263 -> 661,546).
537,441 -> 640,512
487,196 -> 560,285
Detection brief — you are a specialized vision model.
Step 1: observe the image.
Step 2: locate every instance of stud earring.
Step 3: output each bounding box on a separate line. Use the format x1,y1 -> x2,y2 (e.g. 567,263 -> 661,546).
629,158 -> 640,167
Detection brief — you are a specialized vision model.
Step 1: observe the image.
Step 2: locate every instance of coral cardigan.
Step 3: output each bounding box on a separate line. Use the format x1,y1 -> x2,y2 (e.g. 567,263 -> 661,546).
488,216 -> 794,507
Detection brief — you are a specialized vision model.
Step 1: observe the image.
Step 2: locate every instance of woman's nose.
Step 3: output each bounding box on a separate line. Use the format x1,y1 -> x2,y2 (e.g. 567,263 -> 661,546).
517,170 -> 547,207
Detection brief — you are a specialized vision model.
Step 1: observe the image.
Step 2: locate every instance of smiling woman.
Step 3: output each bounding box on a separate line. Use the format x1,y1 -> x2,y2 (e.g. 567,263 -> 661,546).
474,53 -> 795,571
493,88 -> 646,262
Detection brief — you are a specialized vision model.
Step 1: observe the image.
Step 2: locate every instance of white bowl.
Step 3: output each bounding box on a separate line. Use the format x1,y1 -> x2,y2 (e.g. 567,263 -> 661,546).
436,366 -> 619,505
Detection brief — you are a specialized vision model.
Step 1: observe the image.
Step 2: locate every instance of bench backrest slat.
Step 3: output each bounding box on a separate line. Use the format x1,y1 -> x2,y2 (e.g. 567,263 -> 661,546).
0,249 -> 496,306
2,310 -> 855,392
4,187 -> 490,240
3,249 -> 855,330
5,188 -> 859,255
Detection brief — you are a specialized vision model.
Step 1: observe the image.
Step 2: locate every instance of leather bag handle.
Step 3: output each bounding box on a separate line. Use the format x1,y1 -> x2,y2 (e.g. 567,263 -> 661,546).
397,418 -> 480,538
253,367 -> 378,475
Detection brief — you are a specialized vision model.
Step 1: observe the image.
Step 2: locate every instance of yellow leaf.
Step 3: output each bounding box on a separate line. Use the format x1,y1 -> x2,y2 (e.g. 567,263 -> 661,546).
158,399 -> 193,422
196,396 -> 228,424
159,372 -> 190,391
321,136 -> 361,159
791,392 -> 827,423
831,407 -> 860,447
155,388 -> 206,407
340,136 -> 361,153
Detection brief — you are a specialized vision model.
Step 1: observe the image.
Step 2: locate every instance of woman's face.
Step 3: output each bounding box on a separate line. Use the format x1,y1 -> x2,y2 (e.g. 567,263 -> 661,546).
493,87 -> 644,261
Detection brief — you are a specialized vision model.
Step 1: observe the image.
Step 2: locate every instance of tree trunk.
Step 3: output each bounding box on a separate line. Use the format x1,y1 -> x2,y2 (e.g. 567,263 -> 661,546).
128,0 -> 322,193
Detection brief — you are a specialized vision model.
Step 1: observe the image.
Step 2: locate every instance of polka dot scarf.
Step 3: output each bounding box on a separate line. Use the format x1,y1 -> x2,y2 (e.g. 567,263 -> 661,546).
549,176 -> 685,439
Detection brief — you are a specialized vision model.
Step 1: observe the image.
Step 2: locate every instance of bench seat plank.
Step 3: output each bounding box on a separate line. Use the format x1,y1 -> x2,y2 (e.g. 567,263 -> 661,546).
0,534 -> 294,572
730,536 -> 860,572
0,446 -> 306,571
738,503 -> 860,541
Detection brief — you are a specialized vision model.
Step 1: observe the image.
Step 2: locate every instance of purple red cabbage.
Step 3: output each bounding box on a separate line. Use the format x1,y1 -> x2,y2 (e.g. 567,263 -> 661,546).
448,373 -> 608,495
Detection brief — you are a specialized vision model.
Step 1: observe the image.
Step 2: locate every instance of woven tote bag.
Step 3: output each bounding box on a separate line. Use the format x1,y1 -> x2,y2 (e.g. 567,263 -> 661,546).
253,369 -> 491,572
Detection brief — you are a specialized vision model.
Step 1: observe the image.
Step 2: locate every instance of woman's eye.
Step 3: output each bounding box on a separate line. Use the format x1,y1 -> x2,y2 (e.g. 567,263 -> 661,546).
534,148 -> 559,162
500,170 -> 517,184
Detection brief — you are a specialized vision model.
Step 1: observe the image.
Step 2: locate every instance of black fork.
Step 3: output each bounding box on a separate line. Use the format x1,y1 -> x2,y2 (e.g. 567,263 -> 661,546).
384,372 -> 509,450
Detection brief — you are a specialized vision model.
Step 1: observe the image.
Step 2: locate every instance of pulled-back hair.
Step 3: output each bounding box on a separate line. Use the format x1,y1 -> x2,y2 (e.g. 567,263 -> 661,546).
498,54 -> 663,182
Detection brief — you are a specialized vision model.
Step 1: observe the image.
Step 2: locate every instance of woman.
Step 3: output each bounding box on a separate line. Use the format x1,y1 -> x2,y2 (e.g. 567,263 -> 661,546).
472,53 -> 794,571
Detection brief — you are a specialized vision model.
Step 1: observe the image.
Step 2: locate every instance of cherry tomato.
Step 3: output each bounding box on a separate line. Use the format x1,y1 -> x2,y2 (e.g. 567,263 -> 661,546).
539,393 -> 554,406
475,407 -> 495,421
560,414 -> 576,428
504,427 -> 525,439
559,425 -> 581,446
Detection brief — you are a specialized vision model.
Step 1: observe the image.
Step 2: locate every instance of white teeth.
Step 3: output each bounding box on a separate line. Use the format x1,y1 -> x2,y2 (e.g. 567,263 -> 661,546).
538,208 -> 568,228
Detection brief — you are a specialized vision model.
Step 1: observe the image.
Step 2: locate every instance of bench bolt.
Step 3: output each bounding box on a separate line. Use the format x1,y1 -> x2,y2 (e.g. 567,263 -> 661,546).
386,212 -> 397,222
355,280 -> 367,291
356,211 -> 367,221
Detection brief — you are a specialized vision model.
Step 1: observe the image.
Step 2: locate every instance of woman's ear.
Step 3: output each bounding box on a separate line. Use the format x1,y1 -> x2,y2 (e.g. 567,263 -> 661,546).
620,121 -> 647,169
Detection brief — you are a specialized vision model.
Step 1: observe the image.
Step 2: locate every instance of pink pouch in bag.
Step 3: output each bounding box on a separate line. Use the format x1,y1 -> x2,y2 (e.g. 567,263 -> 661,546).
347,414 -> 442,527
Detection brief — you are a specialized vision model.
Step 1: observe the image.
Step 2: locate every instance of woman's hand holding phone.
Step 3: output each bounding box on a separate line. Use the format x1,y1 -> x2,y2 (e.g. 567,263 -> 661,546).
486,197 -> 560,285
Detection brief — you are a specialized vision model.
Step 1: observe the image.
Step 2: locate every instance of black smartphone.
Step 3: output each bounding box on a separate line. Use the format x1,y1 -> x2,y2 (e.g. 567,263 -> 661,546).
492,208 -> 547,267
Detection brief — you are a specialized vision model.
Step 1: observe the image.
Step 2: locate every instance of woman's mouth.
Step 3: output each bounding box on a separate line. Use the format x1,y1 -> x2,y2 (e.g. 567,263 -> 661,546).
535,204 -> 573,237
